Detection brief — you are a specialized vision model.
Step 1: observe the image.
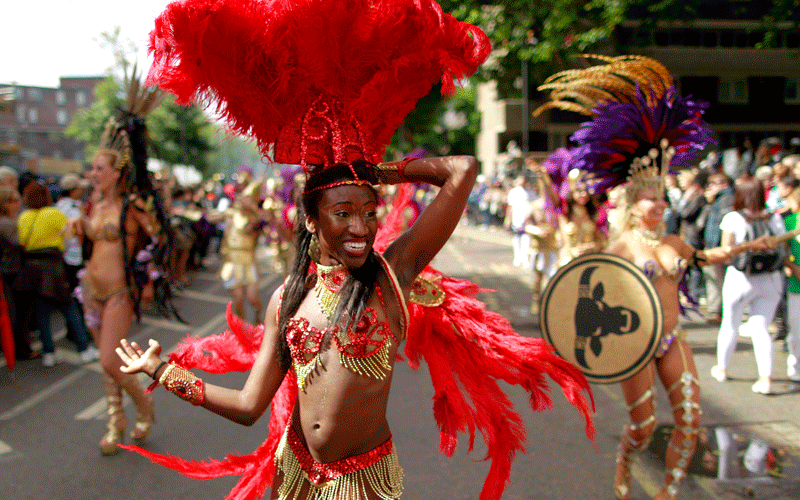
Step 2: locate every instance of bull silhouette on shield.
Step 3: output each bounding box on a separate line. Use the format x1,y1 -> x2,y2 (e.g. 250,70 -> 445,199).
574,266 -> 640,369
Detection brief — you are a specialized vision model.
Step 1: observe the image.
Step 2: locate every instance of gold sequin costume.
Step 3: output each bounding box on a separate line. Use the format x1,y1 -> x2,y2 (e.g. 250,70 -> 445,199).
219,180 -> 264,289
558,208 -> 605,266
219,208 -> 261,288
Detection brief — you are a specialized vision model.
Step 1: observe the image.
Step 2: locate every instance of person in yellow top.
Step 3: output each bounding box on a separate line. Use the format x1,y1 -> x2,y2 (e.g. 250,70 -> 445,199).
16,182 -> 95,367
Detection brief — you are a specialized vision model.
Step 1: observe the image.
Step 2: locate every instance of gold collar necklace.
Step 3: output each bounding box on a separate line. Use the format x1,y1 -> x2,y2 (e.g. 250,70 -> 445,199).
314,262 -> 349,319
631,226 -> 663,247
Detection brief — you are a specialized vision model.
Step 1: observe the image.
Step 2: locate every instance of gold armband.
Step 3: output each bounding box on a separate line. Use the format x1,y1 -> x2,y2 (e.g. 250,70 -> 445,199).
159,363 -> 205,406
374,158 -> 412,185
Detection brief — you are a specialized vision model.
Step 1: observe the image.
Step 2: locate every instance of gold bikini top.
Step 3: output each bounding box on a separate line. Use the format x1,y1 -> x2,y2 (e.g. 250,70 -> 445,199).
85,220 -> 123,242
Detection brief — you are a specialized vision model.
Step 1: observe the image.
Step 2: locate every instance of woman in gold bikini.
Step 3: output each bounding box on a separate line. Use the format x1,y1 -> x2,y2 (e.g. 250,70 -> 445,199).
72,76 -> 167,455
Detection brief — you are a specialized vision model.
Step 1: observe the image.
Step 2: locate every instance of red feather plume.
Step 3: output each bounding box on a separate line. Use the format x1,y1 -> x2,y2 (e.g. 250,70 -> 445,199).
147,0 -> 490,167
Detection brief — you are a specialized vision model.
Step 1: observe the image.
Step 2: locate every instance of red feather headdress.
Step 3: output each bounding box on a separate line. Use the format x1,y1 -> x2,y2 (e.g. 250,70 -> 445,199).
147,0 -> 489,175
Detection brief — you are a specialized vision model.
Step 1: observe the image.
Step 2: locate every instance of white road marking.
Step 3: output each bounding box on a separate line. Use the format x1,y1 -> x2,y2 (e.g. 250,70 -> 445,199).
75,312 -> 229,421
174,289 -> 231,304
141,316 -> 194,332
0,370 -> 86,421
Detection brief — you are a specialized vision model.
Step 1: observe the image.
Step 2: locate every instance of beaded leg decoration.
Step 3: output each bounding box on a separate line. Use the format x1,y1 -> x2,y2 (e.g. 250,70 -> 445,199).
658,344 -> 701,500
100,372 -> 126,456
118,374 -> 155,442
615,387 -> 656,500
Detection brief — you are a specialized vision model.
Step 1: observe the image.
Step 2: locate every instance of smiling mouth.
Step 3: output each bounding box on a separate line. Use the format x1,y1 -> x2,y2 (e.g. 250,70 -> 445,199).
343,241 -> 367,253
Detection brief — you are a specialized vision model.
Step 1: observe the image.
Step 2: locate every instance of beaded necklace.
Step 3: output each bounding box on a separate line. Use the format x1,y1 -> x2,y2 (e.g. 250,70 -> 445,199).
314,262 -> 348,319
631,226 -> 663,248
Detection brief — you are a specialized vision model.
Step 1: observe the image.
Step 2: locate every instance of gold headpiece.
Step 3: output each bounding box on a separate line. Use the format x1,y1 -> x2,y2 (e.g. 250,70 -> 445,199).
627,139 -> 675,196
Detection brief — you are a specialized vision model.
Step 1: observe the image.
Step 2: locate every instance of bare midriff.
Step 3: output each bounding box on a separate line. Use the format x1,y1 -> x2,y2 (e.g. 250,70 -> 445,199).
294,357 -> 394,464
288,289 -> 398,464
85,240 -> 128,298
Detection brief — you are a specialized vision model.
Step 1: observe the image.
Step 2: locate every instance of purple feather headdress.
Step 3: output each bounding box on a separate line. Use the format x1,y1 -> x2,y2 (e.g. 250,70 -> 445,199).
570,86 -> 714,194
535,54 -> 715,196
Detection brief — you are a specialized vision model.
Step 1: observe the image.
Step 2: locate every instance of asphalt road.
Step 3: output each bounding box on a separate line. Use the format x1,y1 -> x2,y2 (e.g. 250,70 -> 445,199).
0,224 -> 798,499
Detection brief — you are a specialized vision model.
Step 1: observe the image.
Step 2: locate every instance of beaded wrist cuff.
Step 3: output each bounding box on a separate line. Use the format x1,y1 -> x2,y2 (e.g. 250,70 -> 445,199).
159,363 -> 205,406
374,158 -> 412,185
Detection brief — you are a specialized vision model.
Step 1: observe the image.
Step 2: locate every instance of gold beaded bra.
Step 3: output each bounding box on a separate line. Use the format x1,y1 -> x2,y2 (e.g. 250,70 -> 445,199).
286,262 -> 400,391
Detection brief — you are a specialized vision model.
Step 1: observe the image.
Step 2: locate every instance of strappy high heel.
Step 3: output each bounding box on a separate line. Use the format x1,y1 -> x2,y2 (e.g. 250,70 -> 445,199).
614,387 -> 656,500
130,395 -> 155,442
100,394 -> 126,455
118,374 -> 155,442
614,424 -> 653,500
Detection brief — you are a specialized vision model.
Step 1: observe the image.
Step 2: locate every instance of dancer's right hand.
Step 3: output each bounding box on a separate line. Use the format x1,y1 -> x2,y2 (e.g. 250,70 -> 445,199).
117,338 -> 164,378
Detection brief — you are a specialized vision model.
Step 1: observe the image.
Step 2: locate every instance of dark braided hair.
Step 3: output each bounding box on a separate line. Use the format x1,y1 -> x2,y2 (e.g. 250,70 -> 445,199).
115,111 -> 182,322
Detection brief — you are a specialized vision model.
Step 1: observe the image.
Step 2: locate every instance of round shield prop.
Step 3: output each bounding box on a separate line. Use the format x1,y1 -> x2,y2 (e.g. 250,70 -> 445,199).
539,253 -> 663,384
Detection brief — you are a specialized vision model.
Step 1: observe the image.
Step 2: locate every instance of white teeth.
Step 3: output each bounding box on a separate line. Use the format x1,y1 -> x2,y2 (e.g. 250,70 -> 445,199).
344,242 -> 366,251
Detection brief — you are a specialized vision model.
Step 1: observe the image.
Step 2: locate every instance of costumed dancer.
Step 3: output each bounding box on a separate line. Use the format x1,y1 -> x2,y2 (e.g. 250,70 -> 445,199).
114,1 -> 595,499
523,157 -> 561,314
68,68 -> 177,455
261,177 -> 293,274
536,54 -> 772,499
215,177 -> 267,324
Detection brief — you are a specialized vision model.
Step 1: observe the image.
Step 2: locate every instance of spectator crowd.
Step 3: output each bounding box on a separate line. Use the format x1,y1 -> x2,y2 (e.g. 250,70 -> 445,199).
465,136 -> 800,391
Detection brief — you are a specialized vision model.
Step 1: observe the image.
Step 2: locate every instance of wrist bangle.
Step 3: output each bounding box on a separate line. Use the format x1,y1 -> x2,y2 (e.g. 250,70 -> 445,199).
374,158 -> 412,185
151,360 -> 168,381
159,363 -> 205,406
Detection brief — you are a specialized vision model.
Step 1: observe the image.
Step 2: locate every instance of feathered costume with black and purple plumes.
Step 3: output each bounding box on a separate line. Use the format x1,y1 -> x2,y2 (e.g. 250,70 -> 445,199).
537,55 -> 715,314
569,86 -> 714,194
122,1 -> 595,499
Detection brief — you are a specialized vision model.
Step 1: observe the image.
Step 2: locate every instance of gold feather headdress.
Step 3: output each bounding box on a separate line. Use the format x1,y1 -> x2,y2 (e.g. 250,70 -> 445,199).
534,54 -> 712,196
534,54 -> 673,117
98,64 -> 164,171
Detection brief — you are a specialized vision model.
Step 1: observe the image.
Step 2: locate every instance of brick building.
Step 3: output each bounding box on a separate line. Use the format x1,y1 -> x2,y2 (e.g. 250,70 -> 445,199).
0,76 -> 104,177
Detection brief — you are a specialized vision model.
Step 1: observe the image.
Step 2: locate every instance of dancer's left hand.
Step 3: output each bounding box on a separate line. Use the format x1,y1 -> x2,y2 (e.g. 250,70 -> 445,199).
117,338 -> 163,377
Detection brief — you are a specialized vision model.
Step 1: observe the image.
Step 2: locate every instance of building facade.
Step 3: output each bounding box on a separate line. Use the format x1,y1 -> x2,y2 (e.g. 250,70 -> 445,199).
0,76 -> 104,176
476,2 -> 800,179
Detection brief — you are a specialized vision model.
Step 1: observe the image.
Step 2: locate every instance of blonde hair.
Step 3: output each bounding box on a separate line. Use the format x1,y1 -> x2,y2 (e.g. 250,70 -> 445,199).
0,186 -> 20,216
614,182 -> 666,238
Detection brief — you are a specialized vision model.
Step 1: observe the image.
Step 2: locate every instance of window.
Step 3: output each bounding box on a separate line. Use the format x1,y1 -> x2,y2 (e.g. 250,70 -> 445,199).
786,80 -> 800,104
16,104 -> 25,123
56,109 -> 68,125
76,91 -> 87,106
28,108 -> 38,123
56,91 -> 66,105
718,79 -> 748,104
27,88 -> 43,101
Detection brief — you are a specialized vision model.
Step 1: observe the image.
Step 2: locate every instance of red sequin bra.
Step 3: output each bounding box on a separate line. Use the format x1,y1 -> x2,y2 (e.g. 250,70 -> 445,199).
286,263 -> 399,390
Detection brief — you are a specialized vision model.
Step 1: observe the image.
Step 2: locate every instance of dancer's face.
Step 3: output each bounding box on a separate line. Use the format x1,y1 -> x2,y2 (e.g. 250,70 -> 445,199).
308,185 -> 379,269
573,189 -> 590,206
89,153 -> 121,194
633,188 -> 667,229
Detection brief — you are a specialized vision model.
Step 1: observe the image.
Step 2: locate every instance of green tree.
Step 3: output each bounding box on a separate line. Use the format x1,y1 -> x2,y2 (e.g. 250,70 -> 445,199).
389,84 -> 481,157
66,28 -> 216,176
439,0 -> 628,98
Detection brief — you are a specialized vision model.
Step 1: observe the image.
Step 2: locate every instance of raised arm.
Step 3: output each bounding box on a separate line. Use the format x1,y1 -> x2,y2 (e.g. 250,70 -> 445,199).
117,287 -> 288,426
382,155 -> 479,290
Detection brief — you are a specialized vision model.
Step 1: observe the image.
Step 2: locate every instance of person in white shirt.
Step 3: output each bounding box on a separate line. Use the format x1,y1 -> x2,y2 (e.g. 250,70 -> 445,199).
505,175 -> 532,267
55,173 -> 100,362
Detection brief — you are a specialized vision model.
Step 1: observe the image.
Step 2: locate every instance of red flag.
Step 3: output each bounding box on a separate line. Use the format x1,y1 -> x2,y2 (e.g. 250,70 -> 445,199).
0,285 -> 15,371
